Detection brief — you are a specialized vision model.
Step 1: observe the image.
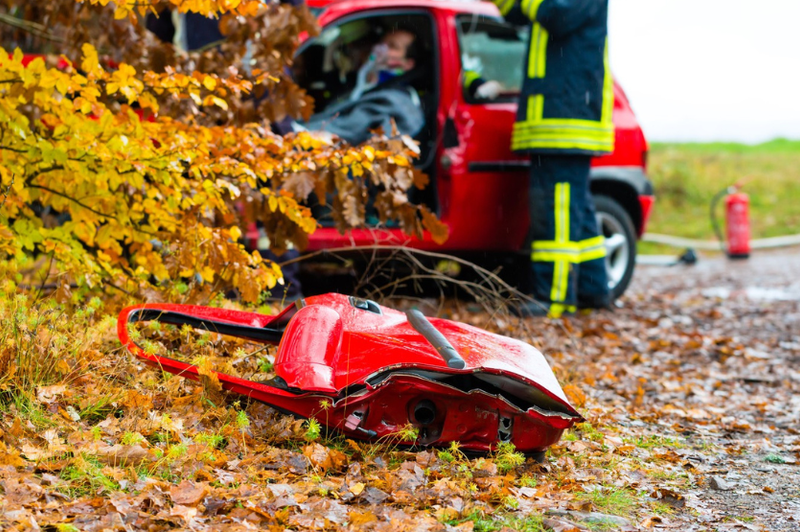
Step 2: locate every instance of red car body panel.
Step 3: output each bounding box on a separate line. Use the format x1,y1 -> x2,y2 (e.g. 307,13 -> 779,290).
302,0 -> 652,249
118,293 -> 582,453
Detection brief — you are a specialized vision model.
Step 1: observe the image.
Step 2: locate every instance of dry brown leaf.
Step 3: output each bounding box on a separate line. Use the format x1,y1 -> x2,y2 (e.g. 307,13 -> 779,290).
640,515 -> 664,528
36,385 -> 68,404
420,204 -> 449,245
302,442 -> 346,472
650,488 -> 685,508
563,384 -> 587,408
170,480 -> 210,506
1,478 -> 44,505
0,442 -> 26,468
94,444 -> 153,467
348,509 -> 378,527
170,504 -> 199,525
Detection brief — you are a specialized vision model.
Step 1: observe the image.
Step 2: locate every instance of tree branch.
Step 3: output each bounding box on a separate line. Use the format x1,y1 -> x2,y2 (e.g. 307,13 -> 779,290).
0,13 -> 66,44
26,182 -> 115,219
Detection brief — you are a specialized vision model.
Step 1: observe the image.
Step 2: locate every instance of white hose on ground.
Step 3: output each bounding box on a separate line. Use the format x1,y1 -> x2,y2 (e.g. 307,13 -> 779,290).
642,233 -> 800,250
636,255 -> 686,266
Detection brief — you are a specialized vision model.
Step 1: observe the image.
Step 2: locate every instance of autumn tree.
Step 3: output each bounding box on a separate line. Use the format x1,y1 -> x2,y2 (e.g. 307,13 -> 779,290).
0,0 -> 445,302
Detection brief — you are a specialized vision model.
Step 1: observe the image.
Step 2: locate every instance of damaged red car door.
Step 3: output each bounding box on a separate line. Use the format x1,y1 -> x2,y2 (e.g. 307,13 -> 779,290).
118,293 -> 583,454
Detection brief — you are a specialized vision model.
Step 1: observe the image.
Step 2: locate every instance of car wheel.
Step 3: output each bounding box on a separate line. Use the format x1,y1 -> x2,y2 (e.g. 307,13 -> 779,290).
593,195 -> 637,300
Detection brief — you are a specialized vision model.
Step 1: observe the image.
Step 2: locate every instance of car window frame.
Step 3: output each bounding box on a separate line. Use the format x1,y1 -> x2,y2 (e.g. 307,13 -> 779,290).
455,13 -> 526,105
294,7 -> 441,170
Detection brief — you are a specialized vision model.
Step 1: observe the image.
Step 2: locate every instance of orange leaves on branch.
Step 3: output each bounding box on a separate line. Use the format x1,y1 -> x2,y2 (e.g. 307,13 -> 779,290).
79,0 -> 270,20
0,46 -> 307,301
421,205 -> 450,245
1,0 -> 446,303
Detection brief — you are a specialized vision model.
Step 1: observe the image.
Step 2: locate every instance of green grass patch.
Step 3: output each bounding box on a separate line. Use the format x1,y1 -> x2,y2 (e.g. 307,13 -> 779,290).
640,139 -> 800,252
60,454 -> 120,497
624,434 -> 684,450
444,510 -> 546,532
576,485 -> 637,517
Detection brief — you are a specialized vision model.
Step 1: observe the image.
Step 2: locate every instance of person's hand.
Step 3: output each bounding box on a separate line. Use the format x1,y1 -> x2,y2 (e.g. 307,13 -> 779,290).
370,43 -> 389,70
475,80 -> 503,100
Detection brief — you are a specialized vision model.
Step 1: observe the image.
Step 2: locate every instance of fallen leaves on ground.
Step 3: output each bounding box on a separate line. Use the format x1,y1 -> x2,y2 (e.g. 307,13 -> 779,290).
1,252 -> 799,530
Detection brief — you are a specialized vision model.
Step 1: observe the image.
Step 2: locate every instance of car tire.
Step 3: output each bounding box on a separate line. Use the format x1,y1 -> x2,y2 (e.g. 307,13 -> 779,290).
593,195 -> 637,300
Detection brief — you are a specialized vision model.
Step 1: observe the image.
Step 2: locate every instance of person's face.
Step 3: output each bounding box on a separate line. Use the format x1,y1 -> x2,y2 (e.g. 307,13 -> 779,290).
381,30 -> 416,72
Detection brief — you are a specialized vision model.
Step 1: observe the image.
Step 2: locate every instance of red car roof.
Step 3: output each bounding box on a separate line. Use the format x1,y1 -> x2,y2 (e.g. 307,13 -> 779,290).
316,0 -> 498,22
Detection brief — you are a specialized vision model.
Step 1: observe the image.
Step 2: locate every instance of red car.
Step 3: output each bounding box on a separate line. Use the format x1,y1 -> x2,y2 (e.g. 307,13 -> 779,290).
295,0 -> 653,298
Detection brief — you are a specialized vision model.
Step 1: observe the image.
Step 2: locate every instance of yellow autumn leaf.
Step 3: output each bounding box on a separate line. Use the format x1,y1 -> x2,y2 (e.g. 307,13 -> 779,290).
0,5 -> 443,306
113,5 -> 128,20
202,76 -> 217,91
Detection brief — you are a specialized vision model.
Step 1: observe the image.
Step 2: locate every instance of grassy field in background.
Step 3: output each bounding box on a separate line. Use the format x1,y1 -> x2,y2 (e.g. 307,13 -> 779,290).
639,139 -> 800,253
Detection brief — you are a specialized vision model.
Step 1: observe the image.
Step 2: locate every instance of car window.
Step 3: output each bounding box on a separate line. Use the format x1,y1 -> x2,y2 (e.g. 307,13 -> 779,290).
294,13 -> 435,114
457,15 -> 526,97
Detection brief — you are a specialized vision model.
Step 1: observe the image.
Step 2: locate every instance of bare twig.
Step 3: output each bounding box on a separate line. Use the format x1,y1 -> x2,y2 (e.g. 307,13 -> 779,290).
0,13 -> 66,44
282,243 -> 576,344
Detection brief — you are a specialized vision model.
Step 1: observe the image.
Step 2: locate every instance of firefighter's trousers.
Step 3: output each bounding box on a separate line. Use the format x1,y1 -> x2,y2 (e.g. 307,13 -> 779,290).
528,154 -> 610,316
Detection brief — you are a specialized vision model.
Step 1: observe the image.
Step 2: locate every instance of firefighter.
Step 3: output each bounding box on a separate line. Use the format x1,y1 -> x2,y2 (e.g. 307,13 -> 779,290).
491,0 -> 614,317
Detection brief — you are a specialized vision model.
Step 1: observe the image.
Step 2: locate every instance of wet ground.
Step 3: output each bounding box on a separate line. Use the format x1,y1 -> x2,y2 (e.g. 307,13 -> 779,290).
625,250 -> 800,530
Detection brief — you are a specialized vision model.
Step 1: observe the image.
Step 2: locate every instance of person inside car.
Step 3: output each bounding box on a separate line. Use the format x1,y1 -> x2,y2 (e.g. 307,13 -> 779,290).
298,26 -> 426,145
348,27 -> 419,100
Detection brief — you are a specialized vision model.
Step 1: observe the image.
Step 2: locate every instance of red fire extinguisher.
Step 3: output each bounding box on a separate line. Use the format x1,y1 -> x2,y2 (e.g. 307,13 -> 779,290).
725,191 -> 750,258
712,183 -> 750,259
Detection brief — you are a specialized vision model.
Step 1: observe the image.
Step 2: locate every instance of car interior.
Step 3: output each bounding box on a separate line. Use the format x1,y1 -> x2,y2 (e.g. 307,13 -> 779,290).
293,12 -> 440,224
456,15 -> 526,103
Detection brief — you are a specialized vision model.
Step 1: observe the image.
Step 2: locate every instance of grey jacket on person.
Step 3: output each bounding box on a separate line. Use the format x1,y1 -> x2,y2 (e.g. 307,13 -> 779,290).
303,88 -> 424,145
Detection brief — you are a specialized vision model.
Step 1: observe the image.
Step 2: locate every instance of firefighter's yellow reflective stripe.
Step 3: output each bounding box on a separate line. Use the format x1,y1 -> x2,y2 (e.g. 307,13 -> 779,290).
526,94 -> 544,124
601,39 -> 614,125
527,23 -> 548,79
532,237 -> 605,253
463,70 -> 481,91
580,235 -> 605,251
531,236 -> 607,263
533,249 -> 606,262
494,0 -> 515,16
548,303 -> 576,318
580,246 -> 606,262
549,259 -> 567,303
513,136 -> 614,152
554,182 -> 569,243
514,120 -> 614,134
549,183 -> 570,303
512,122 -> 615,151
579,234 -> 607,261
512,115 -> 615,152
513,128 -> 614,142
535,24 -> 548,77
521,0 -> 546,21
533,251 -> 571,262
514,37 -> 615,153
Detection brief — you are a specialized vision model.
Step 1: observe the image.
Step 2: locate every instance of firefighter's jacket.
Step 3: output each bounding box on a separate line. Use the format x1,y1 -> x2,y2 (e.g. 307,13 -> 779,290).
493,0 -> 614,155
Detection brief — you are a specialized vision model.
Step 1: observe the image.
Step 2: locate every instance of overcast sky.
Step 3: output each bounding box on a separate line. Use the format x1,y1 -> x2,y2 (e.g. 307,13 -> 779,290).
608,0 -> 800,143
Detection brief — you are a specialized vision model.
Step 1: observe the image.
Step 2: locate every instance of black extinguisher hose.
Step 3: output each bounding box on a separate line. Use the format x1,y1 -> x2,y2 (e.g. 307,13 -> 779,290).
710,183 -> 740,258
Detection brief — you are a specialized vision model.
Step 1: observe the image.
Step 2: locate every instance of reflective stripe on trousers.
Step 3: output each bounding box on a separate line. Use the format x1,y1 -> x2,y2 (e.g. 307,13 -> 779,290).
528,155 -> 610,317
